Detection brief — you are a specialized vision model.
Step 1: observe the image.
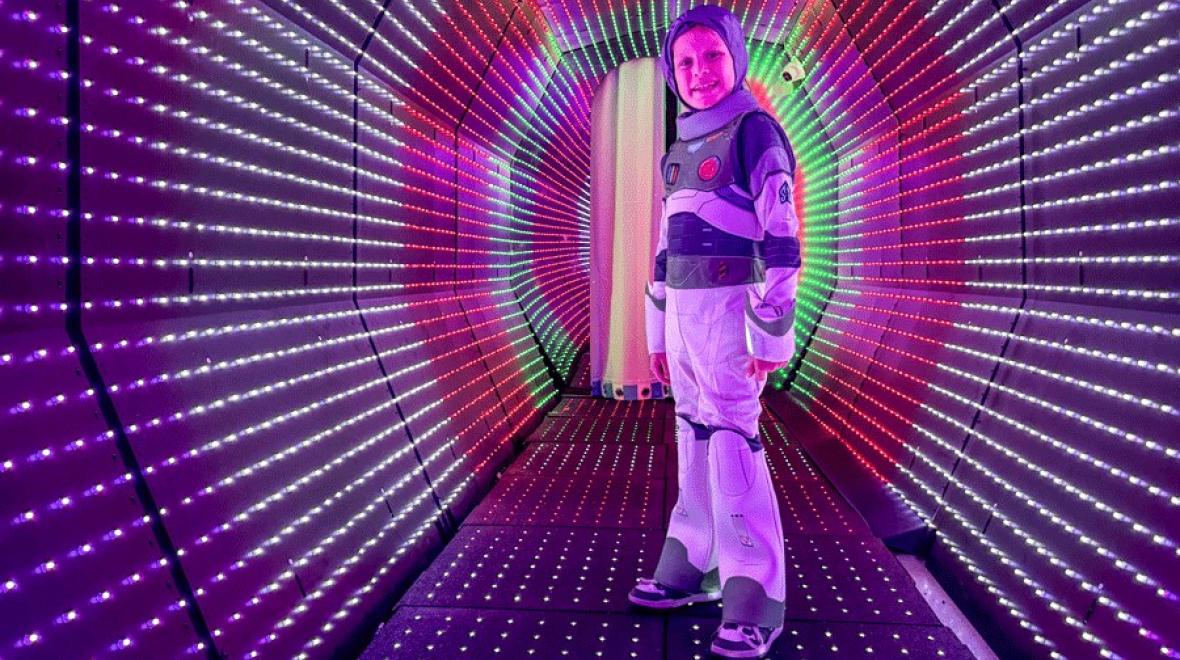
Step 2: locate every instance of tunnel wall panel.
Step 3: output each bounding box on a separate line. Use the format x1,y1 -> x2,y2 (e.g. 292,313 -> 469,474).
2,0 -> 556,656
789,1 -> 1179,658
355,70 -> 457,293
79,0 -> 358,325
0,4 -> 207,657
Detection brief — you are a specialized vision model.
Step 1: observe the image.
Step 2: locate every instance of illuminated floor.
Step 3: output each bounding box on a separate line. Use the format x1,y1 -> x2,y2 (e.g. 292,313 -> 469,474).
362,360 -> 977,659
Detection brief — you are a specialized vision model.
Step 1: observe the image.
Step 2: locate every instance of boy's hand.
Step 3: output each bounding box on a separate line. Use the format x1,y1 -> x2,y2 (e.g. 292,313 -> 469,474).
650,352 -> 671,385
745,357 -> 788,379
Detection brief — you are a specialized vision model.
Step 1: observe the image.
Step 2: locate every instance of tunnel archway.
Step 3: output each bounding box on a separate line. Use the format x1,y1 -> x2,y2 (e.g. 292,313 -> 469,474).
1,1 -> 1176,658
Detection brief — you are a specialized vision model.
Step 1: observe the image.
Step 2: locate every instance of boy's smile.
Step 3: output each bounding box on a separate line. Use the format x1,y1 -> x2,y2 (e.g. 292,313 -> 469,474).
672,25 -> 736,110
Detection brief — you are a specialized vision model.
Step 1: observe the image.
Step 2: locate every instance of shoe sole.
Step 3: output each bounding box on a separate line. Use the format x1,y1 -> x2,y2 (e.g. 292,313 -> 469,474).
709,625 -> 784,658
627,590 -> 721,609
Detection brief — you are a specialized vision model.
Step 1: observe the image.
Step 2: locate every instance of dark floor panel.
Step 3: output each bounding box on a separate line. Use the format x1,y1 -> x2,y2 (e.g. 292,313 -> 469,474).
363,607 -> 663,660
399,525 -> 663,612
506,441 -> 668,480
675,536 -> 940,626
528,415 -> 669,445
775,478 -> 871,536
663,477 -> 678,531
549,396 -> 675,418
782,535 -> 940,625
666,618 -> 974,659
762,429 -> 829,481
466,472 -> 665,529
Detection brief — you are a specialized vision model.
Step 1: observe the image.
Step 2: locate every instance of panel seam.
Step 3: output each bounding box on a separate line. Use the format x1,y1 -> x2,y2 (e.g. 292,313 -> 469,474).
63,1 -> 220,655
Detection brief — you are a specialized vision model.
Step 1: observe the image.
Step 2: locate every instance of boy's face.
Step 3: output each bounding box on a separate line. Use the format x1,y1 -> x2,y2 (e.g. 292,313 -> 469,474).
672,25 -> 736,110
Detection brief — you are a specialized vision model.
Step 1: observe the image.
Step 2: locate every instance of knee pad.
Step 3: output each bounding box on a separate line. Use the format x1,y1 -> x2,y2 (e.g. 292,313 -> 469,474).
710,429 -> 761,497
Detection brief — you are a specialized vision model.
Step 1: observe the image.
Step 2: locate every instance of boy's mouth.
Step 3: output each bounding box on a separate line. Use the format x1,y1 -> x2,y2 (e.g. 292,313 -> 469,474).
692,81 -> 719,95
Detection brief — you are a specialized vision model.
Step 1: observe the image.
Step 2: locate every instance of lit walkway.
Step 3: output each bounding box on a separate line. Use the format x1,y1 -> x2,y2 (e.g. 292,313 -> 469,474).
362,356 -> 973,659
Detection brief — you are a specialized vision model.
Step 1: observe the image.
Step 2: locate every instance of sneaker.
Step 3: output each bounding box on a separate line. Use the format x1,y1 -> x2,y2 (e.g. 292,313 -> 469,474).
627,578 -> 721,609
709,621 -> 784,658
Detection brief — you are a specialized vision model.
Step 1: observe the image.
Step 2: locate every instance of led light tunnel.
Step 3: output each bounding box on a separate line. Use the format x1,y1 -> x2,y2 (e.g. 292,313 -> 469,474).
0,1 -> 1176,659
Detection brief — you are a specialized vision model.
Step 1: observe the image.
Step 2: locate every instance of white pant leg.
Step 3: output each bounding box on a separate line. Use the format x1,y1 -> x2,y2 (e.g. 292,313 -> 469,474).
709,428 -> 786,627
674,286 -> 786,627
692,288 -> 764,439
653,298 -> 719,592
653,416 -> 720,592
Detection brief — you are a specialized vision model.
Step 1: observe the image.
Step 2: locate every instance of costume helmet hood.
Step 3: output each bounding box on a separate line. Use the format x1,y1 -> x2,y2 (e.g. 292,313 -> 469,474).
660,4 -> 750,104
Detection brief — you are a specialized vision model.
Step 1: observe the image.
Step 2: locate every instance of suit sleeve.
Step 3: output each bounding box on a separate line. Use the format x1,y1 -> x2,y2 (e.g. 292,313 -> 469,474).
741,115 -> 801,363
645,195 -> 669,354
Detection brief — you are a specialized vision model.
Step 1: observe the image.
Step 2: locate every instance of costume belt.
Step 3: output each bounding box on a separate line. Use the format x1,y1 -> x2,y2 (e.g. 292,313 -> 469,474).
665,255 -> 765,289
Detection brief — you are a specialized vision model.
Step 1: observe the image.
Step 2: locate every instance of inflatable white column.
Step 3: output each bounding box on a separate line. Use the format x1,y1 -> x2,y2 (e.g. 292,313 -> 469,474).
589,57 -> 666,400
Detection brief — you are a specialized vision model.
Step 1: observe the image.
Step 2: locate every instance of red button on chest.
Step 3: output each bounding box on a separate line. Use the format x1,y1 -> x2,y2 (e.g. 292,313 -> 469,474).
697,155 -> 720,181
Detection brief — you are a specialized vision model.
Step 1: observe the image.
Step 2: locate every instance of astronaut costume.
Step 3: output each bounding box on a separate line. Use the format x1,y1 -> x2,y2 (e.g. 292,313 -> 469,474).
637,5 -> 802,635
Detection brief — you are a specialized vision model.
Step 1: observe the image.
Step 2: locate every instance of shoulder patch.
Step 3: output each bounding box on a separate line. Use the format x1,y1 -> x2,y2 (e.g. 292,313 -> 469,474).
778,182 -> 789,204
665,162 -> 680,185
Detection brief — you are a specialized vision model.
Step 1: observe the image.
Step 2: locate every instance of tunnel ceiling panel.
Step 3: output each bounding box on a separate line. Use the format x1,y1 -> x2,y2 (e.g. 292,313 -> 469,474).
78,0 -> 359,325
262,0 -> 384,62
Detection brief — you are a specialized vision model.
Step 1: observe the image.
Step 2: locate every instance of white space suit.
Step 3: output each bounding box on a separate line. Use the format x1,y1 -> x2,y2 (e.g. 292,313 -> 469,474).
644,91 -> 801,629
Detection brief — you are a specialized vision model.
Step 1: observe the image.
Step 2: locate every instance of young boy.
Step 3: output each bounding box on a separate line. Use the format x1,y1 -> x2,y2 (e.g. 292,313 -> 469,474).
627,5 -> 801,658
